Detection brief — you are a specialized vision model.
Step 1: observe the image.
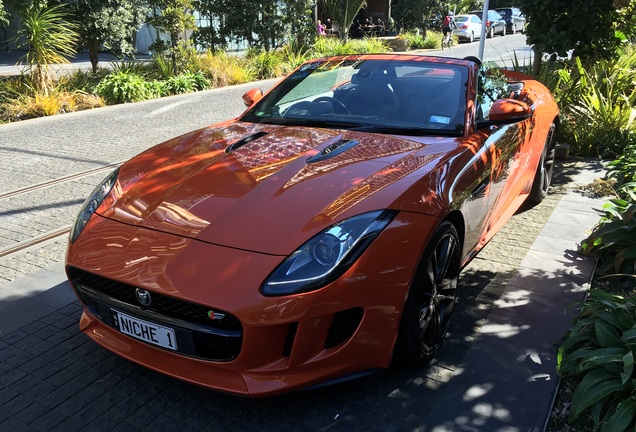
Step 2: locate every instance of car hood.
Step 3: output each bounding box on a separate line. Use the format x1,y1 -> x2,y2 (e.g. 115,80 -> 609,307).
100,122 -> 454,255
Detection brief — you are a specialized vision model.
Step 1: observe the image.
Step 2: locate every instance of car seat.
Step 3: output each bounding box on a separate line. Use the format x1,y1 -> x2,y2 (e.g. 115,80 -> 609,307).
340,68 -> 399,119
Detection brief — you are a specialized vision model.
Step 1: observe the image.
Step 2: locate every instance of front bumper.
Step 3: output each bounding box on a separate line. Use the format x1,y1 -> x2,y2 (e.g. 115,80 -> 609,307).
66,212 -> 437,396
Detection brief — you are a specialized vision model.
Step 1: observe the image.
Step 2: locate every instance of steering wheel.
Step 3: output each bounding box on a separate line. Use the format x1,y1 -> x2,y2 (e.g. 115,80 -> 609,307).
313,97 -> 351,115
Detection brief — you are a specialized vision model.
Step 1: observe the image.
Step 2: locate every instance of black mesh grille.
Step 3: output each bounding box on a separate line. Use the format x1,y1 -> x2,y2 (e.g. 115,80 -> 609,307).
67,267 -> 240,331
324,308 -> 363,349
67,266 -> 242,361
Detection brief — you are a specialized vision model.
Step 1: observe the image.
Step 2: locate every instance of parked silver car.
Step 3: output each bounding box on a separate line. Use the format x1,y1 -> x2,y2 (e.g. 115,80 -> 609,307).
452,14 -> 482,43
468,10 -> 506,38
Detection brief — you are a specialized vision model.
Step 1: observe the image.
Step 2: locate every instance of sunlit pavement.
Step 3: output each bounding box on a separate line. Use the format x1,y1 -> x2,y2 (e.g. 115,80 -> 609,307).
0,48 -> 607,431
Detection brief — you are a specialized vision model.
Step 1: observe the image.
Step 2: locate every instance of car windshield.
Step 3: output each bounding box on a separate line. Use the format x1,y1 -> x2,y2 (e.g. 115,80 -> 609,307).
497,9 -> 512,18
455,16 -> 470,23
240,58 -> 468,136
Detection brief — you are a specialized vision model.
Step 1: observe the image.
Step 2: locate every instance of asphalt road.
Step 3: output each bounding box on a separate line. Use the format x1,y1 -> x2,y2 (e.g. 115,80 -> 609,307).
428,33 -> 533,67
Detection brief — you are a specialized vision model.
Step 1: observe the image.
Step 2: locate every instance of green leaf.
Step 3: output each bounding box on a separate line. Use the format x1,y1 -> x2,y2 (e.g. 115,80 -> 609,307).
622,351 -> 635,385
621,328 -> 636,346
601,398 -> 636,432
596,310 -> 635,333
578,347 -> 627,374
596,320 -> 622,348
570,369 -> 625,420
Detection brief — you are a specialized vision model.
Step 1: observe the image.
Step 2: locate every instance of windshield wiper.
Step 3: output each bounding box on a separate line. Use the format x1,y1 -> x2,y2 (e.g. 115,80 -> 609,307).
259,117 -> 362,129
351,125 -> 463,137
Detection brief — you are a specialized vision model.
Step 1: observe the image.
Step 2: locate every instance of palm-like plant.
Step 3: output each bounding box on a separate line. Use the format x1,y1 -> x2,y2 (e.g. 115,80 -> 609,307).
17,4 -> 79,92
323,0 -> 367,42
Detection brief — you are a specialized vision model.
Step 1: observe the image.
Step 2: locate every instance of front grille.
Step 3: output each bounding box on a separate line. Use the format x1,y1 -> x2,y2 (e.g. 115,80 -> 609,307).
67,266 -> 242,361
68,267 -> 240,331
324,308 -> 363,349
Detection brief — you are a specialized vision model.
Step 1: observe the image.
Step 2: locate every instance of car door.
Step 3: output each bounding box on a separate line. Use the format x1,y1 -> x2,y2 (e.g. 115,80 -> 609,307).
474,68 -> 532,243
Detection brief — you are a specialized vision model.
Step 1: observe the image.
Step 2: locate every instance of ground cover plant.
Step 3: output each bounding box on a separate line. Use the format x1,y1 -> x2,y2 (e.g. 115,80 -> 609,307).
556,290 -> 636,431
549,57 -> 636,428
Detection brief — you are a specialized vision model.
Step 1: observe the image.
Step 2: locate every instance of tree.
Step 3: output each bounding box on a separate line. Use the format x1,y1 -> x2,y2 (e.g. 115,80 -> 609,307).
192,0 -> 224,51
0,1 -> 9,26
256,0 -> 284,51
392,0 -> 436,30
323,0 -> 366,42
147,0 -> 196,70
516,0 -> 621,75
488,0 -> 522,7
194,0 -> 289,52
17,3 -> 78,91
614,0 -> 636,43
70,0 -> 148,73
283,0 -> 314,49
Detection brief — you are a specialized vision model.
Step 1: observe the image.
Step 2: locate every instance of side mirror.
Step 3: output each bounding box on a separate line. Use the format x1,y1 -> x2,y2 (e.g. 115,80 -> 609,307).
476,98 -> 532,128
242,88 -> 263,107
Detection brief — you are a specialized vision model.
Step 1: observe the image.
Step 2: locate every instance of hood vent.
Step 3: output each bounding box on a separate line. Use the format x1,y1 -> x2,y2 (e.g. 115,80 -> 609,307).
225,131 -> 268,153
306,139 -> 360,163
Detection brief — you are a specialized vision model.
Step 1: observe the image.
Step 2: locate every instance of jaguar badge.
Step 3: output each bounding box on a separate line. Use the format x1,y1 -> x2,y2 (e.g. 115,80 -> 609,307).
135,288 -> 152,307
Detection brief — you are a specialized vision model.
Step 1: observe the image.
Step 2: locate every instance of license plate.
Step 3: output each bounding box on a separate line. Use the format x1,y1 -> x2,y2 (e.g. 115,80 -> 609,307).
112,310 -> 177,350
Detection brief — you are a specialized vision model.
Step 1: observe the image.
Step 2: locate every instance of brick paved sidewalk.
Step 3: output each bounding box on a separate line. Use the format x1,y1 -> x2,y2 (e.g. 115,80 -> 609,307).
0,158 -> 606,432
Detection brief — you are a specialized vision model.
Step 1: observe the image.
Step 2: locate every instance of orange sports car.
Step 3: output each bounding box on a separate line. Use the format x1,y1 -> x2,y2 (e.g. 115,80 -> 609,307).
66,54 -> 559,396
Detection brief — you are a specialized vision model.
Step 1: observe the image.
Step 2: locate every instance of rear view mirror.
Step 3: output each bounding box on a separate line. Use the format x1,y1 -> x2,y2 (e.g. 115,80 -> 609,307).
242,88 -> 263,107
477,98 -> 532,128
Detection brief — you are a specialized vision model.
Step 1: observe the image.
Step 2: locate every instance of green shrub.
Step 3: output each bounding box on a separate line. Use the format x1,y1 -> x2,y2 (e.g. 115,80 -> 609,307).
347,37 -> 390,53
607,141 -> 636,188
57,69 -> 106,94
400,31 -> 442,49
582,182 -> 636,275
110,60 -> 156,78
192,51 -> 254,87
145,80 -> 167,98
0,75 -> 33,104
95,71 -> 153,104
557,290 -> 636,431
550,49 -> 636,157
248,50 -> 287,79
281,41 -> 309,70
165,72 -> 211,95
312,37 -> 390,57
1,89 -> 103,121
153,53 -> 175,79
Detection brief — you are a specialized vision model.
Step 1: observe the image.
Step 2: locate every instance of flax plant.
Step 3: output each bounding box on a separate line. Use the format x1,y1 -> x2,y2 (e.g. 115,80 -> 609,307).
552,48 -> 636,156
17,4 -> 79,93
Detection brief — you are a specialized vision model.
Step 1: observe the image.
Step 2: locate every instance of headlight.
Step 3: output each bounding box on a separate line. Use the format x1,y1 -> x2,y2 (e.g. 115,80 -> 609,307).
261,210 -> 397,296
70,168 -> 119,243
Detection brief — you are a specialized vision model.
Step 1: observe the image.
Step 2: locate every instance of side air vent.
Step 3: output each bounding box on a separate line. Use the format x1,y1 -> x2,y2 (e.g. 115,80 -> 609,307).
282,322 -> 298,357
306,139 -> 359,163
324,308 -> 364,349
225,131 -> 268,153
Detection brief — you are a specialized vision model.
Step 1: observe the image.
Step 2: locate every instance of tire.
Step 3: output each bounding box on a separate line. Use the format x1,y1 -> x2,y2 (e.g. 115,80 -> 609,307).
488,26 -> 494,38
395,221 -> 461,367
528,122 -> 557,204
501,26 -> 506,36
468,32 -> 474,43
511,24 -> 516,34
